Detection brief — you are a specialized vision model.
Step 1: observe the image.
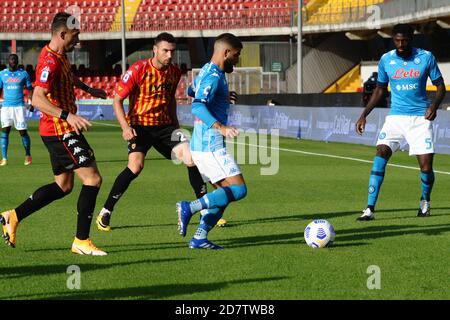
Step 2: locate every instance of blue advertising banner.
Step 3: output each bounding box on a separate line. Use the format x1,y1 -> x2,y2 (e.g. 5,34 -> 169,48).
15,100 -> 450,155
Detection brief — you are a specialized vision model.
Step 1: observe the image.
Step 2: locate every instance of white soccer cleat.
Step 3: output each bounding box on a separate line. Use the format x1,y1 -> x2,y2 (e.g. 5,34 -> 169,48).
357,208 -> 375,221
417,200 -> 431,217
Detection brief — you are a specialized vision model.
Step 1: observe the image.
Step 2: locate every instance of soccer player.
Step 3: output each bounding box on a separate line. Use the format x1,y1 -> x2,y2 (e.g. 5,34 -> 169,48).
177,33 -> 247,249
0,12 -> 108,255
0,54 -> 34,166
356,24 -> 446,221
95,32 -> 207,231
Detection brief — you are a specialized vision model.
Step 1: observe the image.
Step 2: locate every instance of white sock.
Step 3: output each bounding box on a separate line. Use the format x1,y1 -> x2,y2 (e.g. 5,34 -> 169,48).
100,208 -> 111,216
194,227 -> 208,240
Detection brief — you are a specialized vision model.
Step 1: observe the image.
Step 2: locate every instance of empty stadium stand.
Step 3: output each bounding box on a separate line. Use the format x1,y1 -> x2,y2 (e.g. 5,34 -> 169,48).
0,0 -> 117,32
305,0 -> 385,25
131,0 -> 293,31
0,0 -> 295,32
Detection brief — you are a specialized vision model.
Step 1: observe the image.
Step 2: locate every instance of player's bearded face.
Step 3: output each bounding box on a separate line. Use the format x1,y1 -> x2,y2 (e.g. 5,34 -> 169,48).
393,34 -> 412,57
224,48 -> 241,73
154,41 -> 176,67
8,55 -> 18,69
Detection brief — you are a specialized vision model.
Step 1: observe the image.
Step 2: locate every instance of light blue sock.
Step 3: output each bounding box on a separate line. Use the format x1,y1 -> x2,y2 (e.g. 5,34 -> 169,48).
194,207 -> 224,240
21,133 -> 31,156
189,185 -> 247,212
420,171 -> 435,202
367,156 -> 388,209
1,132 -> 9,160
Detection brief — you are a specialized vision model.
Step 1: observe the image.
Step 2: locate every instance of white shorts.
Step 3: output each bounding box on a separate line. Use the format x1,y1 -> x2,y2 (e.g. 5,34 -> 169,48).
1,106 -> 28,130
191,148 -> 242,184
376,115 -> 434,155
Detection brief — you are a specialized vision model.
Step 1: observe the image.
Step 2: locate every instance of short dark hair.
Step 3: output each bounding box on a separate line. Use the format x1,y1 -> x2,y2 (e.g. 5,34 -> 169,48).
8,53 -> 18,59
215,33 -> 243,49
392,24 -> 414,39
51,12 -> 79,34
154,32 -> 176,45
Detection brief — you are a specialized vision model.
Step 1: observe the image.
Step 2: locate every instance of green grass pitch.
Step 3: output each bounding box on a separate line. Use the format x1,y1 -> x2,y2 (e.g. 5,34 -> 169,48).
1,121 -> 450,300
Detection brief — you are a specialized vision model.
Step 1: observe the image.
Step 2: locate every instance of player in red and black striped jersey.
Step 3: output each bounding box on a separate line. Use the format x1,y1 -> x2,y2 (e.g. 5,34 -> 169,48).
96,33 -> 207,232
0,13 -> 108,255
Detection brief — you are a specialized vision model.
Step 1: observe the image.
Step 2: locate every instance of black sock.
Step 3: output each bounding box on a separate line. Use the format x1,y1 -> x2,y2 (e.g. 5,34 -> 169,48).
188,166 -> 207,198
103,167 -> 138,212
76,185 -> 100,240
15,183 -> 66,222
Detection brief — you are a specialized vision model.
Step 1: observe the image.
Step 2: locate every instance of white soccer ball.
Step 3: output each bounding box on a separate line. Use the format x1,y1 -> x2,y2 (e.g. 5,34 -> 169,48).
304,219 -> 336,248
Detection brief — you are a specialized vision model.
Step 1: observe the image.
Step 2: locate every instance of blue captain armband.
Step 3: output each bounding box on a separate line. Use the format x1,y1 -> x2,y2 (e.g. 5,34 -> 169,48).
192,99 -> 218,128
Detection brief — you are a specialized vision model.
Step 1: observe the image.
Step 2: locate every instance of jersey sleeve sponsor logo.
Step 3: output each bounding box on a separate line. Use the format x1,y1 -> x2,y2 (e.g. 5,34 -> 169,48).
40,66 -> 51,83
122,72 -> 131,83
392,68 -> 421,79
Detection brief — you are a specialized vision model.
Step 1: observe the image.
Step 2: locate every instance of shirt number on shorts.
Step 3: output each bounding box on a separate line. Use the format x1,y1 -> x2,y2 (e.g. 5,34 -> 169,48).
425,138 -> 433,150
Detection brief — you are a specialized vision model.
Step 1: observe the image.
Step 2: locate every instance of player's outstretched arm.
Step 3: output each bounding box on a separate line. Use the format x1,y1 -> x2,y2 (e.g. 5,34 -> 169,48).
73,75 -> 107,99
113,94 -> 136,141
425,82 -> 446,121
32,86 -> 91,135
356,86 -> 387,135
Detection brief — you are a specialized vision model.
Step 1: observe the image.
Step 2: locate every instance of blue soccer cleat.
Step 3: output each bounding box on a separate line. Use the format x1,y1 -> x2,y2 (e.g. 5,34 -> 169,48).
189,238 -> 223,250
177,201 -> 192,237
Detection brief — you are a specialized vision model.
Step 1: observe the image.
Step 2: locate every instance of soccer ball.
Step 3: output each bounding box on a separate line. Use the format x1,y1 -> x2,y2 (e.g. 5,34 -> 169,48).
304,219 -> 335,248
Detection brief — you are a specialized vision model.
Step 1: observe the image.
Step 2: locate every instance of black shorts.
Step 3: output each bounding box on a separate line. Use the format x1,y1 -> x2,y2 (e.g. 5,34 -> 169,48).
41,132 -> 96,175
128,125 -> 188,159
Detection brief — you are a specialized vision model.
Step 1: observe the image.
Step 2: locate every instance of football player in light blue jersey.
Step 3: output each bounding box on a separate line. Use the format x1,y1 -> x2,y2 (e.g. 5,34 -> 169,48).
176,33 -> 247,249
0,54 -> 34,166
356,24 -> 446,220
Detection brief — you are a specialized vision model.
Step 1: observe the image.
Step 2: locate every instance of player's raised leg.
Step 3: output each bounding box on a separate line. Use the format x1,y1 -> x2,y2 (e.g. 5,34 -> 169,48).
178,174 -> 247,249
1,172 -> 73,248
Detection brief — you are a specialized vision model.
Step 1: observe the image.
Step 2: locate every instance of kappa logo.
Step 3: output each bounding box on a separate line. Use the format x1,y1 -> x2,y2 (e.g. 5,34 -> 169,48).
78,155 -> 88,164
67,139 -> 78,146
73,147 -> 84,155
389,60 -> 397,65
63,133 -> 73,140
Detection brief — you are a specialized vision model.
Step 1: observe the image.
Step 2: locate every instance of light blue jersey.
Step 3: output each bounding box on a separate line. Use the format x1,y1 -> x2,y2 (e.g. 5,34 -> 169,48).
190,62 -> 230,152
0,68 -> 32,107
377,48 -> 443,116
